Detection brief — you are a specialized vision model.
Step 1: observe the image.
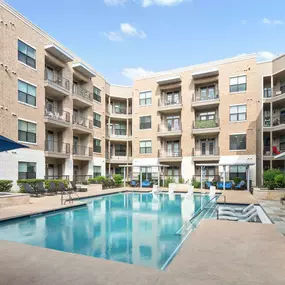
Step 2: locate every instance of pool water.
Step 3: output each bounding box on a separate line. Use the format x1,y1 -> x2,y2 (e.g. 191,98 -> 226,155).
0,193 -> 216,269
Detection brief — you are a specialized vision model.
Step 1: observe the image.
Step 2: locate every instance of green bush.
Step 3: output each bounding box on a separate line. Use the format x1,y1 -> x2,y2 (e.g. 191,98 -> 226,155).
178,177 -> 185,184
191,179 -> 201,189
263,169 -> 283,190
165,177 -> 175,188
17,179 -> 45,193
274,174 -> 285,188
196,119 -> 217,129
0,180 -> 13,192
233,177 -> 242,185
88,176 -> 106,184
45,180 -> 68,189
113,174 -> 123,186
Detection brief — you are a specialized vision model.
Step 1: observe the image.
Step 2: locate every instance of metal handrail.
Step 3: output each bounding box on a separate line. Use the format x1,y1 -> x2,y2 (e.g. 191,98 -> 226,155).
44,105 -> 71,123
72,84 -> 93,102
44,68 -> 70,91
72,114 -> 93,129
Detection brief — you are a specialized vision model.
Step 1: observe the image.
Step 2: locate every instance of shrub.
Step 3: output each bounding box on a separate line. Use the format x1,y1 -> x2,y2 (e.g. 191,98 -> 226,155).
233,177 -> 242,185
88,176 -> 106,184
165,177 -> 175,188
178,177 -> 185,184
263,169 -> 283,190
274,174 -> 285,188
113,174 -> 123,186
0,180 -> 13,192
191,179 -> 201,189
45,180 -> 68,189
17,179 -> 45,192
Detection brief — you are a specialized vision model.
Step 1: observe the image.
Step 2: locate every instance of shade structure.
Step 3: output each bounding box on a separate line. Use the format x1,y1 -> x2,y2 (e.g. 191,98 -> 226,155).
0,135 -> 29,152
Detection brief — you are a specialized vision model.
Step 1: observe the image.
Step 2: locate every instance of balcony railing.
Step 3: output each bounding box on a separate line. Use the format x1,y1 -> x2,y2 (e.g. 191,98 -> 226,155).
111,106 -> 132,115
158,122 -> 182,132
107,130 -> 131,137
264,115 -> 285,127
192,90 -> 219,102
158,97 -> 182,107
44,175 -> 69,180
44,68 -> 70,91
106,152 -> 131,160
72,84 -> 93,102
73,115 -> 93,129
44,106 -> 71,123
73,145 -> 93,156
158,149 -> 182,158
192,147 -> 219,156
193,119 -> 219,129
45,140 -> 70,154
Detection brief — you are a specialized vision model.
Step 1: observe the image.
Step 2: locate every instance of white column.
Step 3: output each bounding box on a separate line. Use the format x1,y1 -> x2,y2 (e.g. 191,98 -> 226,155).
140,167 -> 142,188
246,166 -> 250,191
158,167 -> 160,187
200,166 -> 204,191
223,166 -> 226,191
123,167 -> 126,188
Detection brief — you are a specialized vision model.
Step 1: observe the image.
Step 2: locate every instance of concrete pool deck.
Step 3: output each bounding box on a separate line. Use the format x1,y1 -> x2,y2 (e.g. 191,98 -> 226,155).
0,219 -> 284,285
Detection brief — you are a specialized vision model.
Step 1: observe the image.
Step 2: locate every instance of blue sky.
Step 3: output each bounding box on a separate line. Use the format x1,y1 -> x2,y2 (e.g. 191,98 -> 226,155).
5,0 -> 285,85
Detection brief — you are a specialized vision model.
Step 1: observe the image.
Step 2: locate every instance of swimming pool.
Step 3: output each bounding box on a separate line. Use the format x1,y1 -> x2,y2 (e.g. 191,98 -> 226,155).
0,192 -> 217,269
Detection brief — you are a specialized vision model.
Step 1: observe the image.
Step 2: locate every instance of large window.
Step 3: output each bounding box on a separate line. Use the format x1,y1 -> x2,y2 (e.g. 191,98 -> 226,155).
18,40 -> 36,68
93,112 -> 101,128
93,166 -> 102,177
115,144 -> 126,156
18,120 -> 36,143
230,105 -> 247,122
114,102 -> 126,114
140,140 -> 152,154
140,116 -> 151,129
229,166 -> 247,180
139,91 -> 152,106
18,80 -> 36,106
93,87 -> 101,102
230,134 -> 246,150
230,75 -> 247,93
93,139 -> 101,153
18,162 -> 36,179
114,123 -> 126,135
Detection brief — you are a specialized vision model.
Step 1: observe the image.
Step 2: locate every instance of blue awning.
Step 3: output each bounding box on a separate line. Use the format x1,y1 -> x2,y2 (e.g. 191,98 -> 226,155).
0,136 -> 29,152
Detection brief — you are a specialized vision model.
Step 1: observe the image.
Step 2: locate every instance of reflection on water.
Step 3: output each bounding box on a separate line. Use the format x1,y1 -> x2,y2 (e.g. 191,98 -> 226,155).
0,193 -> 211,269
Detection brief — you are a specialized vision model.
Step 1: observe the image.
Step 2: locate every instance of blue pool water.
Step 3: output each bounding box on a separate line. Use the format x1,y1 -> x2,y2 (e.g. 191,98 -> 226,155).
0,193 -> 216,269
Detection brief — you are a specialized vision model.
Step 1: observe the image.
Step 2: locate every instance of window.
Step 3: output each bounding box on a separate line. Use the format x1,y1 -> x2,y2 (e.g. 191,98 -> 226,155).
200,85 -> 216,100
18,162 -> 36,179
230,105 -> 246,122
140,140 -> 152,154
18,120 -> 36,143
114,102 -> 126,114
93,87 -> 101,102
166,91 -> 180,104
115,144 -> 126,156
93,139 -> 101,153
93,166 -> 102,177
139,91 -> 152,106
166,116 -> 180,131
229,166 -> 247,180
140,116 -> 151,129
230,75 -> 247,93
115,167 -> 124,175
18,80 -> 36,106
115,123 -> 126,135
93,112 -> 101,128
230,134 -> 246,150
199,111 -> 215,121
18,40 -> 36,68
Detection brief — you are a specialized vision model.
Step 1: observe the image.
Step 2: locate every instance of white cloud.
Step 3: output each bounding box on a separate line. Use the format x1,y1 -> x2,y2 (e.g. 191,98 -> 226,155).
122,67 -> 155,80
103,31 -> 123,41
120,23 -> 146,38
142,0 -> 186,6
257,51 -> 277,61
104,0 -> 128,5
263,18 -> 284,25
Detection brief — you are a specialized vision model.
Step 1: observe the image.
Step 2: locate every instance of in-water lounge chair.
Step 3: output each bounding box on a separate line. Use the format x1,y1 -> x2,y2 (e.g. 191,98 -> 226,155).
218,208 -> 257,222
218,203 -> 254,215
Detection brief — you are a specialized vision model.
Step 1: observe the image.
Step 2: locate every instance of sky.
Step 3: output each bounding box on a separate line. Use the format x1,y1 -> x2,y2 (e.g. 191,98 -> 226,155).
5,0 -> 285,85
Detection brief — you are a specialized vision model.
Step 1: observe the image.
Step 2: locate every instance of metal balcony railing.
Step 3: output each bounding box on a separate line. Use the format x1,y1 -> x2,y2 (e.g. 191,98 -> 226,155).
192,147 -> 220,156
73,115 -> 93,129
158,122 -> 182,132
44,105 -> 71,123
264,115 -> 285,127
72,84 -> 93,102
44,175 -> 69,180
45,140 -> 70,154
73,145 -> 93,156
158,149 -> 182,158
158,97 -> 182,107
193,119 -> 219,129
192,90 -> 219,102
44,68 -> 70,91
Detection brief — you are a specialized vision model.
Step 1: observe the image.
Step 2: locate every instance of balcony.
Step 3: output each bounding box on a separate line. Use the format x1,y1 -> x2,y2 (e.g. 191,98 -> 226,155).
263,115 -> 285,131
157,97 -> 182,113
45,141 -> 71,158
264,86 -> 285,103
192,90 -> 219,109
158,149 -> 182,162
192,147 -> 220,161
72,115 -> 93,134
72,84 -> 93,108
44,107 -> 71,129
44,69 -> 70,98
106,152 -> 132,163
106,130 -> 132,141
157,122 -> 182,137
192,119 -> 220,135
73,145 -> 93,160
109,106 -> 132,119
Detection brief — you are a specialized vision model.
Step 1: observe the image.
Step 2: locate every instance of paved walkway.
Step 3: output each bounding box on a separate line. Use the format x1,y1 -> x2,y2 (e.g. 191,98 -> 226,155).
259,200 -> 285,236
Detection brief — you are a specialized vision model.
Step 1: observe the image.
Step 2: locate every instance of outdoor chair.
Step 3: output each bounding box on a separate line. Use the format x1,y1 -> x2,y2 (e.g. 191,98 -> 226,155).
48,181 -> 58,195
218,207 -> 257,221
218,203 -> 254,216
70,181 -> 87,192
205,181 -> 212,189
142,180 -> 152,187
36,182 -> 48,195
235,180 -> 246,190
23,183 -> 40,197
58,182 -> 79,202
130,180 -> 139,187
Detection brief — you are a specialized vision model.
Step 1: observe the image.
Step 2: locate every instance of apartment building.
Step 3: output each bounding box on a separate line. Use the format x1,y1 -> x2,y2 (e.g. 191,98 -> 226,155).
0,1 -> 285,189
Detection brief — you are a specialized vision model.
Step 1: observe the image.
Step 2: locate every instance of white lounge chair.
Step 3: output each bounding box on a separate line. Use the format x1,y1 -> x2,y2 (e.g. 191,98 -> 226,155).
219,211 -> 258,223
152,184 -> 159,194
219,203 -> 254,215
219,208 -> 257,221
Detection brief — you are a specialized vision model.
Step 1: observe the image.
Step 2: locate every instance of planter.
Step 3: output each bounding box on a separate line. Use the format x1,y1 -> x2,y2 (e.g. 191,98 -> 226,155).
253,187 -> 285,200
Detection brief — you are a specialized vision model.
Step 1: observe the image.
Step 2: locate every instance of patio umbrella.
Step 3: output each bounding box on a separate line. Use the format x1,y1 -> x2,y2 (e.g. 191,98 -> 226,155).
0,135 -> 29,152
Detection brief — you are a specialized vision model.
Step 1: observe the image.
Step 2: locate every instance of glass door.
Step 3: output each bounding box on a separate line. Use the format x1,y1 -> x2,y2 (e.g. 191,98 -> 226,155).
47,131 -> 54,152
